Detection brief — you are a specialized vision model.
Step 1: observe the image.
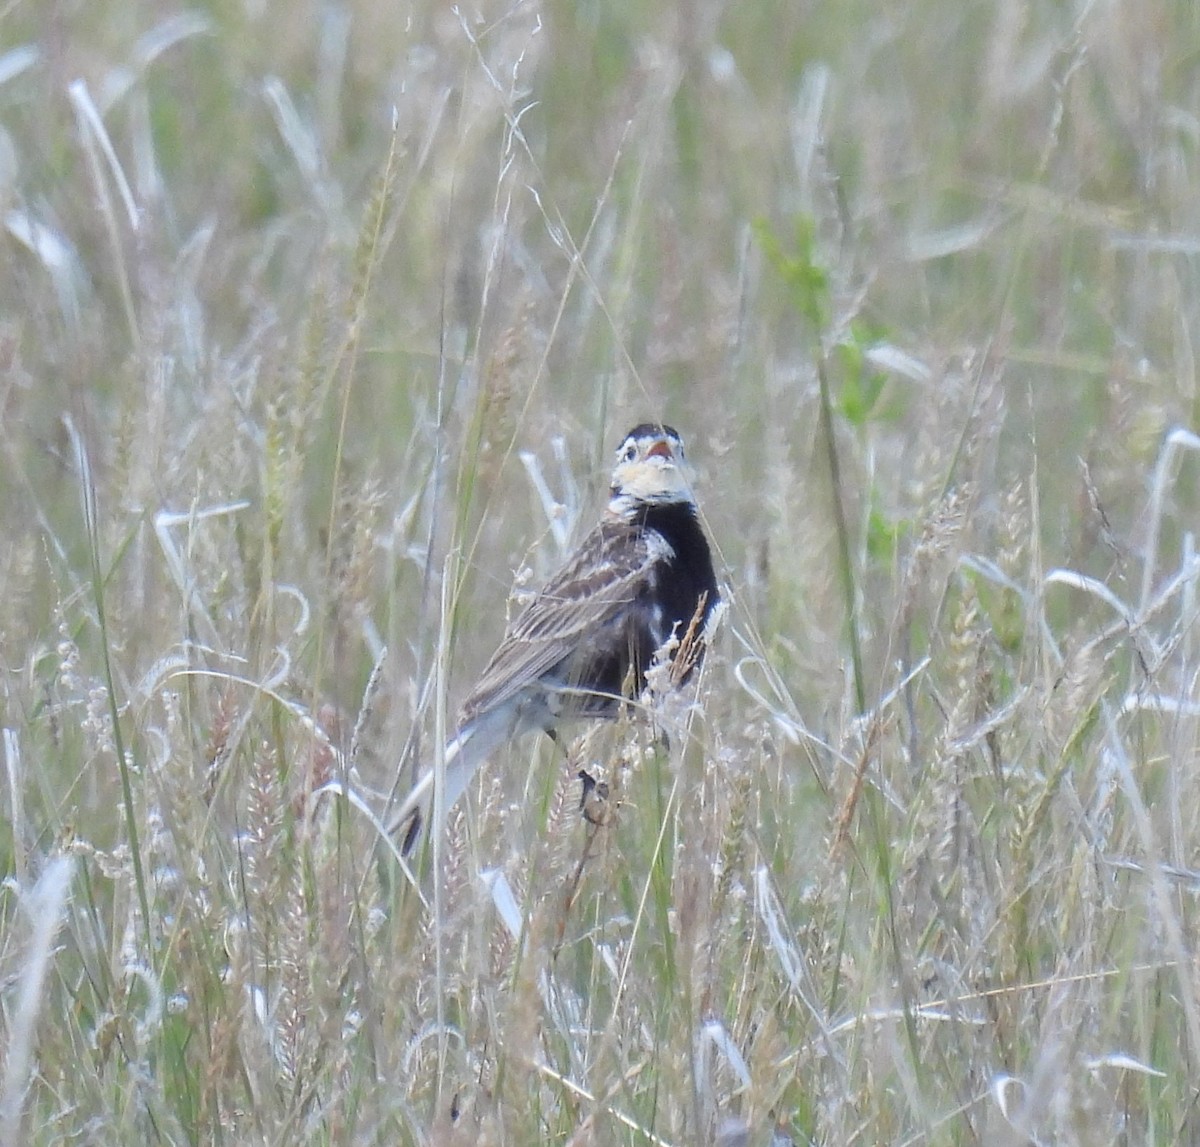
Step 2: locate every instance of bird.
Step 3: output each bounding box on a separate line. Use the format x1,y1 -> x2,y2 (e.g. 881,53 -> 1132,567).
388,422 -> 719,855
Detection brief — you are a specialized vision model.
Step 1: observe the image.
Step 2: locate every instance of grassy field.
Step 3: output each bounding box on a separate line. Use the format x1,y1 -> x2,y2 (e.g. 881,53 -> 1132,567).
3,0 -> 1200,1142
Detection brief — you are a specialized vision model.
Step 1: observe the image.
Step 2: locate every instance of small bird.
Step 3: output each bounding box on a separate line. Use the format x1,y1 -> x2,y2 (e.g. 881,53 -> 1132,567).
389,423 -> 719,854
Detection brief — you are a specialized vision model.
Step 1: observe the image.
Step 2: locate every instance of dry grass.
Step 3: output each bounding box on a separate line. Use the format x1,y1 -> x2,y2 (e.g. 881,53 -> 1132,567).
2,0 -> 1200,1143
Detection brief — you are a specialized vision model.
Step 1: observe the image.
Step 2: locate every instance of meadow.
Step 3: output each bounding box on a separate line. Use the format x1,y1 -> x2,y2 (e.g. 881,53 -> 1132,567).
2,0 -> 1200,1142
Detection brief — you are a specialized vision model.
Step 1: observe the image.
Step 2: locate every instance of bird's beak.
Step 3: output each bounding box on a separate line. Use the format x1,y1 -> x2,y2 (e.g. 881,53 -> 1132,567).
646,438 -> 674,460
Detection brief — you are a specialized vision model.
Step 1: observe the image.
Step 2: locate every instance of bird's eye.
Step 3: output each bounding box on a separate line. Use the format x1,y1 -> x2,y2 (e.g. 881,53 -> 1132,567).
622,443 -> 638,462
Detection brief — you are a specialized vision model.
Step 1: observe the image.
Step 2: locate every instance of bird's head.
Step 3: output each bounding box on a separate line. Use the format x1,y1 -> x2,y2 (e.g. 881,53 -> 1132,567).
608,423 -> 695,515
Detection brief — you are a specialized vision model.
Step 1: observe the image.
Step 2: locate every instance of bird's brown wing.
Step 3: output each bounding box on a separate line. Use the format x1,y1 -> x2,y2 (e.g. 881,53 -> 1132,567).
458,520 -> 662,723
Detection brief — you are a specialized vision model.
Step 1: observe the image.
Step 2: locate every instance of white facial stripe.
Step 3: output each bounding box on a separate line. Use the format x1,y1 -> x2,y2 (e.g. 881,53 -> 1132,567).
609,433 -> 694,507
614,432 -> 682,466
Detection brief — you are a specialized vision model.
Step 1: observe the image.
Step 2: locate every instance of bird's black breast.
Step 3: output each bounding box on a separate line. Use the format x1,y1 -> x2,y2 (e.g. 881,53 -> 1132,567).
552,501 -> 718,714
581,501 -> 718,705
636,501 -> 719,655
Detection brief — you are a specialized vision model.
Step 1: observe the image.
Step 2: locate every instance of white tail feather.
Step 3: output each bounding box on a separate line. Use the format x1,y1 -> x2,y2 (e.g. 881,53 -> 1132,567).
388,704 -> 525,853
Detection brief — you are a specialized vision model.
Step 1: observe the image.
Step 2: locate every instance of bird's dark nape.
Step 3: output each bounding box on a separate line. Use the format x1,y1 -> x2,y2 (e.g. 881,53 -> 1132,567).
624,421 -> 680,442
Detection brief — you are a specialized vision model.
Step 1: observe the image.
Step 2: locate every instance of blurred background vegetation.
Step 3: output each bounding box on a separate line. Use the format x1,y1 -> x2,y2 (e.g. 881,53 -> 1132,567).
3,0 -> 1200,1143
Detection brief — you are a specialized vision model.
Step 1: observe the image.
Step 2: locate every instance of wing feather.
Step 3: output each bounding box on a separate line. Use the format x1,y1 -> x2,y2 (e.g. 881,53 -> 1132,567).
459,521 -> 663,721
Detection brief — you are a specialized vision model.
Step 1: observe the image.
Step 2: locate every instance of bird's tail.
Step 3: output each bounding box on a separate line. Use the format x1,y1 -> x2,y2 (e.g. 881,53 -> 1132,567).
386,723 -> 492,856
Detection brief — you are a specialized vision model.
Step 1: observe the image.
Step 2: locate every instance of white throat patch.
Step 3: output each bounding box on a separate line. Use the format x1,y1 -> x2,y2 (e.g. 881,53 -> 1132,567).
608,430 -> 695,510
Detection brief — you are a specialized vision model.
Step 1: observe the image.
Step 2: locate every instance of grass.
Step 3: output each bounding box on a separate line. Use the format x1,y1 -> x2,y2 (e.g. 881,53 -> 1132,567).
3,0 -> 1200,1142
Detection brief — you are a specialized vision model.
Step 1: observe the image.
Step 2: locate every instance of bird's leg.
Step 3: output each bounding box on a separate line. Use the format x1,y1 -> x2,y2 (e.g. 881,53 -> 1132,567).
553,767 -> 613,961
577,768 -> 612,825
